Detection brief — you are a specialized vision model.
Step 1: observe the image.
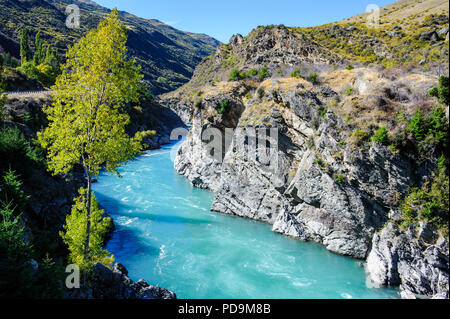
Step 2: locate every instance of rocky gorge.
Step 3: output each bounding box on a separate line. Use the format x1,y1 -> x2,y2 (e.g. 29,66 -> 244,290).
165,20 -> 449,299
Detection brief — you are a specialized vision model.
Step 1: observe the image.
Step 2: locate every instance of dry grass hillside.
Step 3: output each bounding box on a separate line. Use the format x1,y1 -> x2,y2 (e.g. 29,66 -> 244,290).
342,0 -> 449,25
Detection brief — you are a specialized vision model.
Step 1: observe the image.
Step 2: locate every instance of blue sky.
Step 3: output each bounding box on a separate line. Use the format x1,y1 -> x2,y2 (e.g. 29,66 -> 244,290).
94,0 -> 395,43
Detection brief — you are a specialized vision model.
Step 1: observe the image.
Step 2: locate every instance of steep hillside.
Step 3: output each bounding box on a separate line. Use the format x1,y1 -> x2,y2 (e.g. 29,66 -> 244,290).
164,0 -> 449,299
0,0 -> 220,94
163,0 -> 448,112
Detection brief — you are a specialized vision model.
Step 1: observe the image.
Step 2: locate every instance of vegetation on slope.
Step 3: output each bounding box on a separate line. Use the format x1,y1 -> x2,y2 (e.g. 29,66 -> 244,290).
0,0 -> 220,94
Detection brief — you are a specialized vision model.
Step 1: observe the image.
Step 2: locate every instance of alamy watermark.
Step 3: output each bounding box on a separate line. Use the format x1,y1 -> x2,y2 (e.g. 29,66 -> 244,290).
366,4 -> 380,28
65,4 -> 80,29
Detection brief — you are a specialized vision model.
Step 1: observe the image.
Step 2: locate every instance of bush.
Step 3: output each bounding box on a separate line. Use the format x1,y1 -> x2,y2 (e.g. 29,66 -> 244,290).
335,174 -> 345,184
0,127 -> 45,176
290,69 -> 303,79
429,76 -> 449,105
372,126 -> 389,145
350,128 -> 370,146
316,157 -> 323,166
401,172 -> 449,239
344,87 -> 354,96
259,65 -> 270,80
345,64 -> 354,70
0,170 -> 30,214
0,203 -> 34,298
249,68 -> 258,77
216,99 -> 230,114
229,69 -> 241,81
307,72 -> 320,85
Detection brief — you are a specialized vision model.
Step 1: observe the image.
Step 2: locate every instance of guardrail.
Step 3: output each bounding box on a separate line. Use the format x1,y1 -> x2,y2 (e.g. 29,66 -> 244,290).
4,90 -> 52,96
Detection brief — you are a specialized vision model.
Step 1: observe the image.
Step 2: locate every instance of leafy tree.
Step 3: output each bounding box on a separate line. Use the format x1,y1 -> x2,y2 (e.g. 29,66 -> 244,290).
20,28 -> 32,64
408,110 -> 427,141
0,203 -> 33,298
37,9 -> 143,270
401,171 -> 449,239
0,170 -> 30,214
429,76 -> 449,105
60,188 -> 114,272
427,105 -> 448,142
33,31 -> 45,66
0,67 -> 6,121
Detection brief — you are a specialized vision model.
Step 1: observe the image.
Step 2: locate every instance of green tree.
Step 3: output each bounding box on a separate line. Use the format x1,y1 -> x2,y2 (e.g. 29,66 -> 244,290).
0,203 -> 33,298
0,68 -> 6,121
409,110 -> 427,141
37,9 -> 143,270
429,76 -> 449,106
60,188 -> 114,272
33,31 -> 45,66
372,126 -> 389,145
20,28 -> 32,65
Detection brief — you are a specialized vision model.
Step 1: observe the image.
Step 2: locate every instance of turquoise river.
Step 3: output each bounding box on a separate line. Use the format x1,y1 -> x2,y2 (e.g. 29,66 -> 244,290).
93,140 -> 399,299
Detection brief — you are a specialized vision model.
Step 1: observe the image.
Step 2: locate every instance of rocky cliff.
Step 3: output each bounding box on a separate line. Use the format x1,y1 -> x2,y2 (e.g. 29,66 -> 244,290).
167,4 -> 449,299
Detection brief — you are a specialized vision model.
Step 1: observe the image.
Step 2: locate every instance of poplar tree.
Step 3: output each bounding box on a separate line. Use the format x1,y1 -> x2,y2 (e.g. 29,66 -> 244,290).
20,28 -> 32,64
38,9 -> 143,269
33,31 -> 45,65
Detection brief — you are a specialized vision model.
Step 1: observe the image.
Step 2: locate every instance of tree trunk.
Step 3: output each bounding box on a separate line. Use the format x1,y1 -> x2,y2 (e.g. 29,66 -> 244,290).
83,173 -> 92,264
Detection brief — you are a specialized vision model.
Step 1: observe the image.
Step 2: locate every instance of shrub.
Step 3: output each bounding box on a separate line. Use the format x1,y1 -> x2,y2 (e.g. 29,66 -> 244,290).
229,69 -> 241,81
344,87 -> 354,96
429,76 -> 449,105
290,69 -> 303,79
316,157 -> 323,166
0,203 -> 34,298
0,127 -> 45,176
0,170 -> 30,214
335,174 -> 345,184
307,72 -> 320,85
216,99 -> 230,114
350,128 -> 370,146
249,68 -> 258,77
244,93 -> 252,99
401,172 -> 449,239
259,65 -> 270,80
345,64 -> 354,70
320,108 -> 328,118
372,126 -> 389,145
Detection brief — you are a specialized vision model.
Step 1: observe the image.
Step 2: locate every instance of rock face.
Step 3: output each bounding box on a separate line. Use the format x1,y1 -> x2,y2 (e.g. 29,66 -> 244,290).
170,23 -> 448,297
175,71 -> 433,259
65,263 -> 177,300
367,222 -> 449,299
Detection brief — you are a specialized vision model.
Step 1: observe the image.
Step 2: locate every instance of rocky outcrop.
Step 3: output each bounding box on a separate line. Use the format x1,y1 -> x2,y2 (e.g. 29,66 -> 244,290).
65,263 -> 177,299
172,46 -> 447,296
366,221 -> 449,299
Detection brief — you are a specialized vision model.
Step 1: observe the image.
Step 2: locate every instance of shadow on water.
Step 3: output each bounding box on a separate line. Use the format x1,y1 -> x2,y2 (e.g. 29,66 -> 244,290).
95,192 -> 214,225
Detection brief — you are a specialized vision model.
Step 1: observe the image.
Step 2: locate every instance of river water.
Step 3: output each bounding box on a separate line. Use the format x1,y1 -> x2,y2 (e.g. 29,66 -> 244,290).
93,140 -> 399,299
